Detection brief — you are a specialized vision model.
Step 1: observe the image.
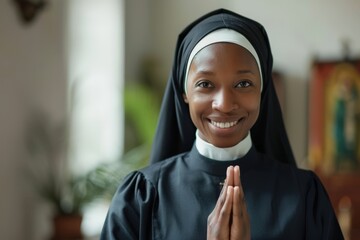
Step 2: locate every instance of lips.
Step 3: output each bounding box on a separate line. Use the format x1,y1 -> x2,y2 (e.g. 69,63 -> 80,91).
210,120 -> 238,129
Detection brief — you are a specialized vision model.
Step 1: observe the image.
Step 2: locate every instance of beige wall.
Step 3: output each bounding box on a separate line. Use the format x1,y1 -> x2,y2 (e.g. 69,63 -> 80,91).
1,0 -> 360,239
0,1 -> 67,239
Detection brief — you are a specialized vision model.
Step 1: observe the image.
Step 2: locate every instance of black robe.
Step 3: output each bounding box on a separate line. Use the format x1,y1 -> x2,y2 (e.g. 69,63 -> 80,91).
101,145 -> 343,239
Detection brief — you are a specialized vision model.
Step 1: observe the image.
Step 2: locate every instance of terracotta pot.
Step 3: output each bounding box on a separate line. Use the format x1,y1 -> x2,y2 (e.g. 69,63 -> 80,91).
52,214 -> 83,240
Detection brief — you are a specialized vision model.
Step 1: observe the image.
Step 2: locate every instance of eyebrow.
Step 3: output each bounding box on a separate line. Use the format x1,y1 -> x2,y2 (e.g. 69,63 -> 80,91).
236,70 -> 256,75
194,70 -> 215,76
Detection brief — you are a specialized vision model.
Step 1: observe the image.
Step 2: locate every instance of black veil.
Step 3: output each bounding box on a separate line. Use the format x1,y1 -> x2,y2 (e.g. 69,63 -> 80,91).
149,9 -> 296,166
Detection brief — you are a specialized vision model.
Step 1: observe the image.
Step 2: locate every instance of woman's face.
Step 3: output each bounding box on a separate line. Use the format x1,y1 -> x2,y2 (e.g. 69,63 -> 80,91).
183,43 -> 261,148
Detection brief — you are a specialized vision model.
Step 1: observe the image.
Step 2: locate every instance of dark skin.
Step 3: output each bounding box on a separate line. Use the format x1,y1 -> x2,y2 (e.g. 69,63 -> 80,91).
183,43 -> 261,239
207,165 -> 250,240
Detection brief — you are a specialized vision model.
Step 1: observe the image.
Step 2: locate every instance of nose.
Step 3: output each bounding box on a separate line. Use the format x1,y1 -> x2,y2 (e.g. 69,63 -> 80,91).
212,88 -> 238,113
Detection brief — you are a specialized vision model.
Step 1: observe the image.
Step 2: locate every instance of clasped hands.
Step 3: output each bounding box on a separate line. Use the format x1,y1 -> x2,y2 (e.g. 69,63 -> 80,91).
207,165 -> 250,240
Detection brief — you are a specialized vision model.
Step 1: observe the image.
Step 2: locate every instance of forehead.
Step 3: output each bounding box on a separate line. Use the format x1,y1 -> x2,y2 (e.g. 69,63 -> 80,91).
191,43 -> 258,69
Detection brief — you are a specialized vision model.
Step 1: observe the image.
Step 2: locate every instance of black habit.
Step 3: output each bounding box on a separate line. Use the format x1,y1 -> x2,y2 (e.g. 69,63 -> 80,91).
101,146 -> 343,239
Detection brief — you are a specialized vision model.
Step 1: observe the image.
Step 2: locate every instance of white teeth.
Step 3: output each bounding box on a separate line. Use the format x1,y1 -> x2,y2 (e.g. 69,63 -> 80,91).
211,120 -> 238,129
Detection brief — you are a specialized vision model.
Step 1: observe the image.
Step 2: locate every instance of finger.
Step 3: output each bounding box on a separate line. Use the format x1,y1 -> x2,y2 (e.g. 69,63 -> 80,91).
237,183 -> 250,230
219,186 -> 233,225
234,165 -> 240,187
238,166 -> 245,200
231,187 -> 242,239
231,186 -> 250,239
226,165 -> 234,187
232,186 -> 241,223
207,186 -> 234,239
213,168 -> 231,217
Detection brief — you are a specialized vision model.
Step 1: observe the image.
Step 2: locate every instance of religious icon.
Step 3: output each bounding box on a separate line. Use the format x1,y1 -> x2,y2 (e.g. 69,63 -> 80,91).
308,60 -> 360,174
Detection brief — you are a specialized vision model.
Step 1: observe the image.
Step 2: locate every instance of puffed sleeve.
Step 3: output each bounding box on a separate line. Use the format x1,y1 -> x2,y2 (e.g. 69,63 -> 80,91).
100,171 -> 157,240
305,171 -> 344,240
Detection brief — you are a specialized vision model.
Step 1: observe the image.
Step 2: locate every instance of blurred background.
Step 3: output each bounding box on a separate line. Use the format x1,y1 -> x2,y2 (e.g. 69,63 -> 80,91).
0,0 -> 359,239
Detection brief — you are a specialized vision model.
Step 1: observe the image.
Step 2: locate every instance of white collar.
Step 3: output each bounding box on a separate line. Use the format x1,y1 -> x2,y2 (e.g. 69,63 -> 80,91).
195,130 -> 252,161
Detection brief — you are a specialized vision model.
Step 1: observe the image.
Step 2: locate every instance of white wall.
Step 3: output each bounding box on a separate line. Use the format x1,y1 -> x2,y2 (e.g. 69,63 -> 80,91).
125,0 -> 360,167
0,1 -> 67,239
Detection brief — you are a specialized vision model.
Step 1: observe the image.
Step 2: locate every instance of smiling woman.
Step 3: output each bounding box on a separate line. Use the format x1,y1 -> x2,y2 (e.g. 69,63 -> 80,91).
101,8 -> 343,240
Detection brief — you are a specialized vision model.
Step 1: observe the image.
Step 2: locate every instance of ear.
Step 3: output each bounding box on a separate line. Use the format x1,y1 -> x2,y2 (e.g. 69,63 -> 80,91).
182,93 -> 189,104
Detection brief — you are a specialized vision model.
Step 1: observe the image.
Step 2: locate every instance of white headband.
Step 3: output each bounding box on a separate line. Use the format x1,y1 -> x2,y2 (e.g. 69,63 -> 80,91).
184,28 -> 263,93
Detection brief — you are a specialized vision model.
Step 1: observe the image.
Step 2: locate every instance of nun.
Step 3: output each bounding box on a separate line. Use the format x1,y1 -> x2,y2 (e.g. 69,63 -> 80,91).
101,9 -> 343,239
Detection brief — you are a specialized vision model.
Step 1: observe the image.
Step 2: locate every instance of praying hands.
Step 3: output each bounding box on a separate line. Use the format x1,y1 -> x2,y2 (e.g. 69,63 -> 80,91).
207,166 -> 250,240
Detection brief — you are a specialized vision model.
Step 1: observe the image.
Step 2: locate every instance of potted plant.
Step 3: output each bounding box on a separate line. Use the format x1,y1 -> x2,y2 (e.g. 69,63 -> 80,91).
24,110 -> 82,239
24,78 -> 159,239
25,110 -> 149,239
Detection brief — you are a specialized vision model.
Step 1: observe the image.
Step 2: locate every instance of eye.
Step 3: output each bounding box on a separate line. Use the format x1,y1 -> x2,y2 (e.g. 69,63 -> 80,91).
195,80 -> 213,88
236,80 -> 252,88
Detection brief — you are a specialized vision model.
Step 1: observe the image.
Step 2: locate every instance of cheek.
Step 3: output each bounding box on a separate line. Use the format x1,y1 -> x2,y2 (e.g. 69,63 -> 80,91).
244,95 -> 261,118
188,97 -> 205,116
187,96 -> 210,122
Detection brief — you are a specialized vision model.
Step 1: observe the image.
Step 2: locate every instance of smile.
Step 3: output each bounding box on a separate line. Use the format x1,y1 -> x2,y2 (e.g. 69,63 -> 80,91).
210,120 -> 238,129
